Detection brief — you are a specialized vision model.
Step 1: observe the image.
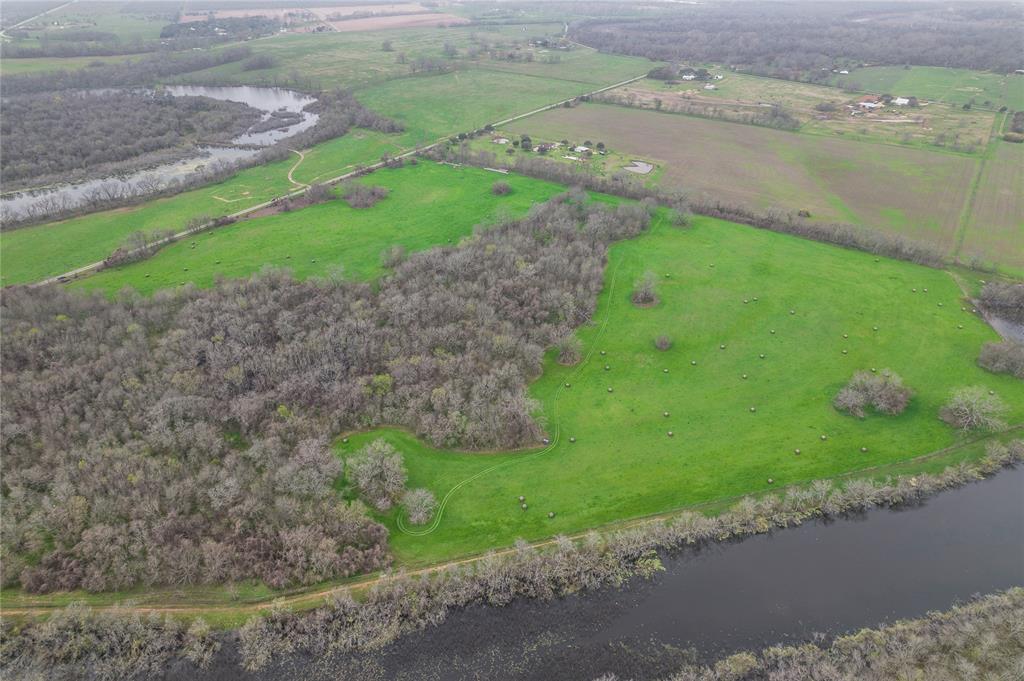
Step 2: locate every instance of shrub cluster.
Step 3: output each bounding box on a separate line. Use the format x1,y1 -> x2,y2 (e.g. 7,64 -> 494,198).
978,340 -> 1024,379
977,280 -> 1024,324
343,183 -> 389,209
491,180 -> 512,195
630,271 -> 657,306
833,370 -> 912,418
939,387 -> 1008,431
1,195 -> 650,593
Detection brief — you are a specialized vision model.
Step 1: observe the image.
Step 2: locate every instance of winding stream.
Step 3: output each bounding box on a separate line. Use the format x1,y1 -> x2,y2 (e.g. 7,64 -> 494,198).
1,86 -> 318,219
179,466 -> 1024,680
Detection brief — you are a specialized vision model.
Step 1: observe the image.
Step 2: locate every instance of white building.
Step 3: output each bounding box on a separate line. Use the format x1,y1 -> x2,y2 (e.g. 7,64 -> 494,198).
892,97 -> 910,106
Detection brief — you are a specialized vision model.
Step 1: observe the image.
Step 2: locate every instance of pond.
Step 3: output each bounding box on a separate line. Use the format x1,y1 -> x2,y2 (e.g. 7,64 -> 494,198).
180,465 -> 1024,680
1,86 -> 319,220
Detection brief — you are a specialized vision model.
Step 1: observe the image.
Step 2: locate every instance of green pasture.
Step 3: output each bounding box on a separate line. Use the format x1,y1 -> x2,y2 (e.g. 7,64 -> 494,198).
833,66 -> 1024,110
72,162 -> 567,295
0,129 -> 412,286
336,212 -> 1024,565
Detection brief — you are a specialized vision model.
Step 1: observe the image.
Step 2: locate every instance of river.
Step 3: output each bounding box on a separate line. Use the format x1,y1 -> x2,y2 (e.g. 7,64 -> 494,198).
1,86 -> 318,220
173,465 -> 1024,681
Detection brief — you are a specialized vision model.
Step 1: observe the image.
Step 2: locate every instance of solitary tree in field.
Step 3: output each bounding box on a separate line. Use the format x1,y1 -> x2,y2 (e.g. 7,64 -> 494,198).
632,271 -> 658,306
348,439 -> 407,511
940,387 -> 1007,431
402,488 -> 437,525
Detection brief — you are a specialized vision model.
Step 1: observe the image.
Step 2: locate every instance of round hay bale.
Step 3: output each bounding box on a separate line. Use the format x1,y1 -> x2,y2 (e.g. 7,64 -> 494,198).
794,448 -> 801,455
183,268 -> 189,272
957,324 -> 963,329
607,387 -> 614,392
842,349 -> 848,355
989,390 -> 995,395
972,308 -> 977,313
665,274 -> 671,278
548,512 -> 555,518
842,333 -> 848,339
565,383 -> 571,388
663,411 -> 670,417
569,437 -> 576,443
871,368 -> 877,372
667,431 -> 674,437
720,344 -> 726,350
759,353 -> 765,359
519,495 -> 525,502
861,447 -> 868,453
311,259 -> 316,263
741,374 -> 748,379
543,438 -> 550,445
912,288 -> 917,292
521,503 -> 528,510
691,360 -> 697,365
767,478 -> 774,484
770,329 -> 776,334
342,438 -> 349,444
923,288 -> 928,293
789,310 -> 795,315
604,365 -> 610,371
663,368 -> 669,373
820,434 -> 828,441
753,297 -> 759,301
600,351 -> 606,356
873,326 -> 879,331
938,302 -> 943,307
743,299 -> 749,304
749,406 -> 756,412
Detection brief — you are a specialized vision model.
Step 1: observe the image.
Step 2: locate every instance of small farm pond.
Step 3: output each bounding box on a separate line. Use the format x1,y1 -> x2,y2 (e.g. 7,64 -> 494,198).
1,86 -> 317,219
183,465 -> 1024,680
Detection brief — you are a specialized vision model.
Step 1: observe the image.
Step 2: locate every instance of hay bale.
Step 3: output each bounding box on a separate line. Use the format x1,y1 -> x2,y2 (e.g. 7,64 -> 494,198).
759,353 -> 765,359
794,448 -> 801,455
569,437 -> 576,443
749,406 -> 756,412
820,434 -> 828,441
548,512 -> 555,518
667,431 -> 674,437
861,447 -> 868,452
607,387 -> 614,392
663,411 -> 670,417
690,360 -> 697,366
519,495 -> 525,502
741,374 -> 748,379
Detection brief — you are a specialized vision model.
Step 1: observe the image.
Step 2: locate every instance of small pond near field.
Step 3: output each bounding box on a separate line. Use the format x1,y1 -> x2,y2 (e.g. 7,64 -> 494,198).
1,86 -> 318,220
178,466 -> 1024,681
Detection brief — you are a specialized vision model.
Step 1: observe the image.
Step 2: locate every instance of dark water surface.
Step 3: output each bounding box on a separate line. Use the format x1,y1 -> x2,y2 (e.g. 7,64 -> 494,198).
176,467 -> 1024,681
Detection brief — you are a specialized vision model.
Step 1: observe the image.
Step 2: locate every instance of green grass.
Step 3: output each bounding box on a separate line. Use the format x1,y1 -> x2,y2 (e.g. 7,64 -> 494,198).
0,130 -> 412,286
71,162 -> 567,295
355,68 -> 623,145
0,52 -> 140,75
833,66 -> 1024,110
335,212 -> 1024,565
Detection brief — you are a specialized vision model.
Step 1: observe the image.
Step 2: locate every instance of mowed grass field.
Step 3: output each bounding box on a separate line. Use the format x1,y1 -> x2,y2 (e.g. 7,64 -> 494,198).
833,66 -> 1024,110
337,211 -> 1024,565
72,162 -> 567,295
509,103 -> 977,250
960,142 -> 1024,274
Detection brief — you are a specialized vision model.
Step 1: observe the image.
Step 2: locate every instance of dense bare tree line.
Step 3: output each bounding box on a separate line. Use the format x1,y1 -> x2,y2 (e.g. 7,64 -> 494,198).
4,439 -> 1019,678
1,195 -> 649,593
572,2 -> 1024,77
1,91 -> 261,186
978,280 -> 1024,324
0,46 -> 253,96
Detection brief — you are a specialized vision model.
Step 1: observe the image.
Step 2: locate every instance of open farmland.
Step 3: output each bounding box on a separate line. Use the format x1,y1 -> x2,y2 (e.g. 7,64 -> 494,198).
337,211 -> 1024,564
833,66 -> 1024,110
612,72 -> 997,153
508,103 -> 977,251
960,141 -> 1024,274
72,161 -> 567,295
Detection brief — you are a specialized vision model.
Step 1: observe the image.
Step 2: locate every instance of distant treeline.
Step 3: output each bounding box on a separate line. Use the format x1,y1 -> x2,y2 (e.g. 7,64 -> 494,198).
1,91 -> 261,185
0,46 -> 253,95
572,1 -> 1024,77
1,16 -> 280,59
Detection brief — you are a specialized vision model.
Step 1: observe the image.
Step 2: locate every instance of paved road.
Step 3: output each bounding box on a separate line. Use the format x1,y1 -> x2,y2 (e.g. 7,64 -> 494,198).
0,0 -> 79,40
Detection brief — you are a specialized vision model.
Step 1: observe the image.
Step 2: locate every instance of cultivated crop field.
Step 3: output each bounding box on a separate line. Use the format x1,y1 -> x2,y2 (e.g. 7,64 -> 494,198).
960,142 -> 1024,274
509,103 -> 977,250
339,210 -> 1024,564
833,66 -> 1024,110
73,162 -> 567,295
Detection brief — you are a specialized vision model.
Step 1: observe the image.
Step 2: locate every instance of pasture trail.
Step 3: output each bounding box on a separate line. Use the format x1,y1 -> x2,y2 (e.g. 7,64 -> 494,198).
396,254 -> 630,535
